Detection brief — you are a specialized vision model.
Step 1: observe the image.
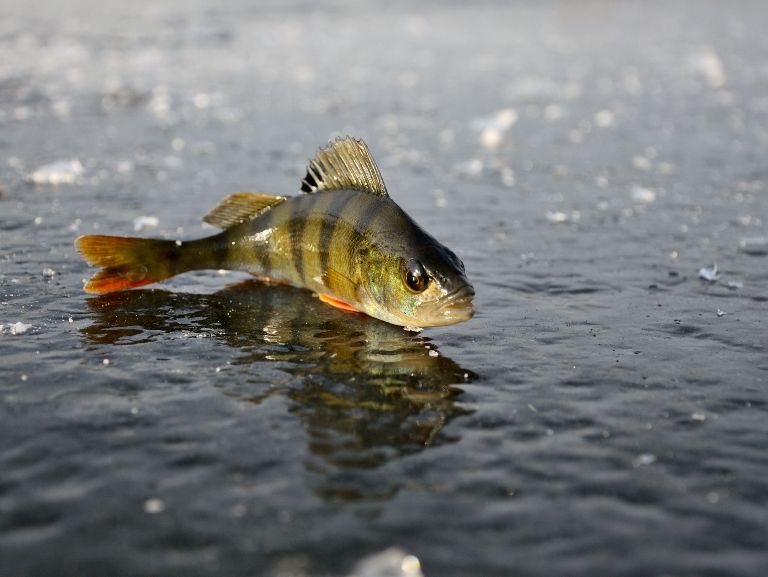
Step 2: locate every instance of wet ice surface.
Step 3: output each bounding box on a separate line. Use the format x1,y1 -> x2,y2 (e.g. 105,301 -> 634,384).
1,0 -> 768,575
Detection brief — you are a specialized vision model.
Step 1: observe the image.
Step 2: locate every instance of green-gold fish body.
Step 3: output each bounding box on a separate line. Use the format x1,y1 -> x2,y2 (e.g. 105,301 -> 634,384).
76,138 -> 475,329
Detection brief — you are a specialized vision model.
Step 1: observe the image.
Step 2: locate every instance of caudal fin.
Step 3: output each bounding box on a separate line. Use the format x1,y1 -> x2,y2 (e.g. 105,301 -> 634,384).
75,235 -> 182,294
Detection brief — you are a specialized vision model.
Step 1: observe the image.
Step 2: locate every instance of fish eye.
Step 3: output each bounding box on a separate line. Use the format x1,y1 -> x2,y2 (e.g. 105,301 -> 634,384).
403,259 -> 429,293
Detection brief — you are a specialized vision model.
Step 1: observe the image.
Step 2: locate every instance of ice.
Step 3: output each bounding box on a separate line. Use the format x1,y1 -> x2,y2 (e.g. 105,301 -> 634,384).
726,280 -> 743,290
29,159 -> 84,185
6,322 -> 31,335
716,309 -> 726,318
698,264 -> 720,282
739,237 -> 768,255
348,548 -> 423,577
133,215 -> 160,232
631,185 -> 656,204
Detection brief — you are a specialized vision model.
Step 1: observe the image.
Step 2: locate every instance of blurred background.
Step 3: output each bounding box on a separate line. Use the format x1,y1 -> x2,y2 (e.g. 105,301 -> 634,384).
1,1 -> 767,576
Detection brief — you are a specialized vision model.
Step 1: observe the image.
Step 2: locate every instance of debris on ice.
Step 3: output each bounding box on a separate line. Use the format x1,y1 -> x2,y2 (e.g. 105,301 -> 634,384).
698,264 -> 720,282
29,160 -> 84,185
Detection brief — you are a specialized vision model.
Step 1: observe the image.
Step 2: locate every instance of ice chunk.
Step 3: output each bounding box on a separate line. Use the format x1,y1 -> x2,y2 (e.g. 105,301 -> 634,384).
543,104 -> 564,121
133,215 -> 160,232
716,309 -> 726,317
633,453 -> 657,467
739,237 -> 768,255
29,160 -> 84,185
631,185 -> 656,204
692,47 -> 726,88
480,127 -> 503,149
349,548 -> 423,577
143,498 -> 165,514
453,158 -> 484,177
545,210 -> 580,224
472,108 -> 518,150
594,109 -> 615,127
698,264 -> 720,282
7,322 -> 31,335
632,156 -> 652,171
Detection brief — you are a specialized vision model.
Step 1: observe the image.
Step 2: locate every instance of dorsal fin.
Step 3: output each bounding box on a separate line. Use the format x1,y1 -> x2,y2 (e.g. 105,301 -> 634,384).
203,192 -> 286,229
300,137 -> 388,197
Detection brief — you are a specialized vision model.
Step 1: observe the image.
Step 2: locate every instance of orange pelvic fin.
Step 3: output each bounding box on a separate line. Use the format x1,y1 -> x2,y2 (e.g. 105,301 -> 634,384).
318,293 -> 361,313
75,235 -> 180,294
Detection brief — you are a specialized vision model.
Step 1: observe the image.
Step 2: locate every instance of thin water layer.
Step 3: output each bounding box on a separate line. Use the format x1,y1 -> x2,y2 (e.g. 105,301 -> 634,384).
1,0 -> 767,576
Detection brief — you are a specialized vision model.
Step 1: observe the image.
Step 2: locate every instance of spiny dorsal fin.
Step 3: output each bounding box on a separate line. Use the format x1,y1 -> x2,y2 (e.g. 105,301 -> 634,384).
300,137 -> 388,197
203,192 -> 286,229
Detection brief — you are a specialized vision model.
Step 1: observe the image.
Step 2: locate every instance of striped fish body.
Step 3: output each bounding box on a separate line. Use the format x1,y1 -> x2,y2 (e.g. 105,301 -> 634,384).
76,138 -> 475,328
205,190 -> 417,304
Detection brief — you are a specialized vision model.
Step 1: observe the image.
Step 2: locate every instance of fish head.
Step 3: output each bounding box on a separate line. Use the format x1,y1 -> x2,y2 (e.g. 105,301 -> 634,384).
359,238 -> 475,329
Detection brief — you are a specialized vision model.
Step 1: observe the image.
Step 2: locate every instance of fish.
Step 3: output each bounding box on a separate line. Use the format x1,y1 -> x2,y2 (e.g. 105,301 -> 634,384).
75,137 -> 475,329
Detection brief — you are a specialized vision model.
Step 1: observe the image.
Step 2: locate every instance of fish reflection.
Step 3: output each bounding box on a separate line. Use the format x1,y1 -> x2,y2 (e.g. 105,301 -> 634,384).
81,280 -> 476,501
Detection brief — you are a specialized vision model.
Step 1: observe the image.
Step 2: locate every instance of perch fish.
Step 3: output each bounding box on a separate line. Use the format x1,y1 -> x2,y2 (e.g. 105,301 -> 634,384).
76,138 -> 474,329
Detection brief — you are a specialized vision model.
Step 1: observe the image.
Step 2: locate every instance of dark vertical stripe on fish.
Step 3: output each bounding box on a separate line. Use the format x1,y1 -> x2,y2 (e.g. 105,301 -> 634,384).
354,195 -> 386,236
254,207 -> 274,277
290,194 -> 319,284
319,191 -> 355,284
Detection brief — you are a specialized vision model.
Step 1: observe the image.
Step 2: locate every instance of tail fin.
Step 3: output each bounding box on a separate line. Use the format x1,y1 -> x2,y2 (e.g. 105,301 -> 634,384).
75,235 -> 182,294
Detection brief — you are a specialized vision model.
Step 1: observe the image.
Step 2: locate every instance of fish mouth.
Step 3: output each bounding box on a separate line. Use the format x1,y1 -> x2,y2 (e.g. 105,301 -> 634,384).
426,283 -> 476,326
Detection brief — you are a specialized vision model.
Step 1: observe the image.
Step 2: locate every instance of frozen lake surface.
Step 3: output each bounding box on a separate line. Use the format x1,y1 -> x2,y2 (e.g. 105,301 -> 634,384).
1,1 -> 767,575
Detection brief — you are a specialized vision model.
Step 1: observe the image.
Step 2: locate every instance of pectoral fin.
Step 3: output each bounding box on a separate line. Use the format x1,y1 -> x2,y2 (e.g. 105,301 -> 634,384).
318,293 -> 361,313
